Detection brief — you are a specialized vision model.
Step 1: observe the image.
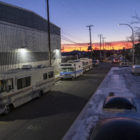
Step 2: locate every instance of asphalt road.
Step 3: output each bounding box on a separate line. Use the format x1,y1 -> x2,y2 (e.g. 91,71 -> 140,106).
0,63 -> 111,140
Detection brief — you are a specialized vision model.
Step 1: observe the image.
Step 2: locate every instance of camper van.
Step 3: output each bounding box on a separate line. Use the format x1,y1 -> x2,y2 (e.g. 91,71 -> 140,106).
132,65 -> 140,74
80,58 -> 93,72
0,65 -> 54,114
60,60 -> 83,79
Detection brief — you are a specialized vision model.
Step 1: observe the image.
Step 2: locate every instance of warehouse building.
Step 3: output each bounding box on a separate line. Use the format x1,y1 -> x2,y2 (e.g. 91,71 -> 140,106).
0,2 -> 61,74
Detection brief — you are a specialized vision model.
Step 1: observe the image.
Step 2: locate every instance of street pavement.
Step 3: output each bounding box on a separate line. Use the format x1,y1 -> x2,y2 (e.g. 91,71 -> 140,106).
0,63 -> 111,140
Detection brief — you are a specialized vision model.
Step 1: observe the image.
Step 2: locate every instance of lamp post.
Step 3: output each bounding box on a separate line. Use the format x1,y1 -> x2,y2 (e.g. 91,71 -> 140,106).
119,23 -> 135,65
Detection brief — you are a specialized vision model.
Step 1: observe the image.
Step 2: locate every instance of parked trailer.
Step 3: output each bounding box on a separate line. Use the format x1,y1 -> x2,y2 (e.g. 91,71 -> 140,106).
0,66 -> 54,114
60,60 -> 83,79
80,58 -> 93,72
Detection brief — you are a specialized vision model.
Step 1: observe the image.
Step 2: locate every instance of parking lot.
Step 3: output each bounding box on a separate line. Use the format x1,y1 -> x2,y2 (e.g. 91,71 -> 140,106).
0,63 -> 111,140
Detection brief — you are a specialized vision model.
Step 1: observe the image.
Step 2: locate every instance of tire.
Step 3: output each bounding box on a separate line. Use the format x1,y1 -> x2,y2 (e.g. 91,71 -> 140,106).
38,90 -> 43,98
71,76 -> 75,80
3,104 -> 12,115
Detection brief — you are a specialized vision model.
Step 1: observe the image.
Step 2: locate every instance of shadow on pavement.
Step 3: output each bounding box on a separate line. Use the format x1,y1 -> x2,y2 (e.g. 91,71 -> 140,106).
0,91 -> 87,121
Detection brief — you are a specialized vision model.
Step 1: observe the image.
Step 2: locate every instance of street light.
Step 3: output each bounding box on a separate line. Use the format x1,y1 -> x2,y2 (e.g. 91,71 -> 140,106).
119,23 -> 135,65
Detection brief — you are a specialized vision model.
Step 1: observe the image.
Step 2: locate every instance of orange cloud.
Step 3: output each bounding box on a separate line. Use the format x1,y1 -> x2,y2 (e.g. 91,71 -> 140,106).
61,41 -> 133,52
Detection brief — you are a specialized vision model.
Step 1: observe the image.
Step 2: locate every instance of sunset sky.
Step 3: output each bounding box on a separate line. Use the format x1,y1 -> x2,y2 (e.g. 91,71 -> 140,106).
61,41 -> 133,52
1,0 -> 140,49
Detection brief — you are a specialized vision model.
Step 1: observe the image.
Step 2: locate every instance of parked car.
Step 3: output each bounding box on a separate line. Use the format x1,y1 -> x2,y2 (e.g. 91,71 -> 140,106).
93,60 -> 100,66
120,61 -> 130,67
132,65 -> 140,74
112,58 -> 120,64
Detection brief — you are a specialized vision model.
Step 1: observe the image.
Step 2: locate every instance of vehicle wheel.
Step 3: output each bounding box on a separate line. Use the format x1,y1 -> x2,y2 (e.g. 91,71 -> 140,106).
3,105 -> 11,115
71,76 -> 75,80
38,90 -> 43,98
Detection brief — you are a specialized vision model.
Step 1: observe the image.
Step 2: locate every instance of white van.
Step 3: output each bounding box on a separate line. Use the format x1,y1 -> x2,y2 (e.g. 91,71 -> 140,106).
132,65 -> 140,74
60,60 -> 83,79
0,66 -> 54,114
80,58 -> 93,72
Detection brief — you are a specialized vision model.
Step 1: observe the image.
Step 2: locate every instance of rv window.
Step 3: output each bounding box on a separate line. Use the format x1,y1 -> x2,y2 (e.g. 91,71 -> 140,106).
6,79 -> 14,91
0,80 -> 6,93
61,64 -> 72,66
22,78 -> 26,88
17,79 -> 22,90
48,71 -> 54,78
0,79 -> 14,93
25,77 -> 31,87
43,73 -> 48,80
17,77 -> 31,90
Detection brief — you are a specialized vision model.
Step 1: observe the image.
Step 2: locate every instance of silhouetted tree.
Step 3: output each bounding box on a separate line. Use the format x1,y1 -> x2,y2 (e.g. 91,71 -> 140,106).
131,14 -> 140,43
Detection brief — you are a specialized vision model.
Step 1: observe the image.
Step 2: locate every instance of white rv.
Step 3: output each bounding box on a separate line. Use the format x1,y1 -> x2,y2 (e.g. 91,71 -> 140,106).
60,60 -> 83,79
80,58 -> 93,72
0,65 -> 54,114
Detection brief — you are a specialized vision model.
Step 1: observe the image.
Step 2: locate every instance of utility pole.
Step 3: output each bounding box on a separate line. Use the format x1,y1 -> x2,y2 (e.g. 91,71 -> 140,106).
86,25 -> 94,59
102,37 -> 106,60
46,0 -> 51,66
99,34 -> 102,60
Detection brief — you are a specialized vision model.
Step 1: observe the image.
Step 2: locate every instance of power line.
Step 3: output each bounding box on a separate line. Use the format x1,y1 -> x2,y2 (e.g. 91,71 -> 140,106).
53,29 -> 87,45
61,35 -> 80,44
61,29 -> 84,43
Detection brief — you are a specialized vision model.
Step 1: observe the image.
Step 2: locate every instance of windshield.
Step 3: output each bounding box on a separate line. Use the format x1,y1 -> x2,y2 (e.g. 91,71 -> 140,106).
61,68 -> 75,72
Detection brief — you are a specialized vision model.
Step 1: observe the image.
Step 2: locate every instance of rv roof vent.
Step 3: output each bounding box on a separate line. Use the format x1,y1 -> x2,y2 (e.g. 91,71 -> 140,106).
103,96 -> 135,110
22,65 -> 32,69
90,118 -> 140,140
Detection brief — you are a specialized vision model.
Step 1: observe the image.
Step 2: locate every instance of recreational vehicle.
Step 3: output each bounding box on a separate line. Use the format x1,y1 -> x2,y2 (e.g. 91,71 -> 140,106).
80,58 -> 93,72
60,60 -> 83,79
0,65 -> 54,114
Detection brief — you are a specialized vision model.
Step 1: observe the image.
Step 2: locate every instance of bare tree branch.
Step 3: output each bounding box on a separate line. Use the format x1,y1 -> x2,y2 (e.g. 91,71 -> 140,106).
131,14 -> 140,42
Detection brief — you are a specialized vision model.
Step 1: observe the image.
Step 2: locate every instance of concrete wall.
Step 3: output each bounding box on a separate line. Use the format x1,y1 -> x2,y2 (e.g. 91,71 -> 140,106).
0,21 -> 61,73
